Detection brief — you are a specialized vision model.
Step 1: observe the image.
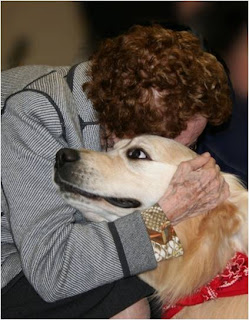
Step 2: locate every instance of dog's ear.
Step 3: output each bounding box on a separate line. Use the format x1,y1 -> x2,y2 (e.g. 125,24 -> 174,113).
201,201 -> 247,253
216,202 -> 241,235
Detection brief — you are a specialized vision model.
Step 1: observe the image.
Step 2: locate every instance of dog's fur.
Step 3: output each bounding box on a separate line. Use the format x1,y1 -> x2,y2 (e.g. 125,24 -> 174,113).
54,135 -> 248,319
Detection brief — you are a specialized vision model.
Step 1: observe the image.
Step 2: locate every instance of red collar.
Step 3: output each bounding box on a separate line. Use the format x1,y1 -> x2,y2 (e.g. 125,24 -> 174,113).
162,252 -> 248,319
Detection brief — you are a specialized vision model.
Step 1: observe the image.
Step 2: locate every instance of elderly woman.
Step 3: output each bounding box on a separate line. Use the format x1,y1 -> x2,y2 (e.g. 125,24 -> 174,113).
2,25 -> 230,318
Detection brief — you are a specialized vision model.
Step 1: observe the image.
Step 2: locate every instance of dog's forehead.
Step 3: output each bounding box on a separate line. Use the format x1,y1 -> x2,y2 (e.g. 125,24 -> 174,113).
115,135 -> 168,149
120,135 -> 177,148
112,138 -> 131,150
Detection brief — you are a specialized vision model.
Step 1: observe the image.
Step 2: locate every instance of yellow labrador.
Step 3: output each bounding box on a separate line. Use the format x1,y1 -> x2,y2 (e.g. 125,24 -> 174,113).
54,135 -> 248,319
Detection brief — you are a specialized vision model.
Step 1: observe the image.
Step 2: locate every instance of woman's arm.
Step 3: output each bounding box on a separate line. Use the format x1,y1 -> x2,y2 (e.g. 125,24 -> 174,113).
2,90 -> 156,302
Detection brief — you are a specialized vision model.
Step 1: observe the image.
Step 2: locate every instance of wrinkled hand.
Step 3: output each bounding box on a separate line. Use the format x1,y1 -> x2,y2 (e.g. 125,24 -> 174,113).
158,153 -> 230,225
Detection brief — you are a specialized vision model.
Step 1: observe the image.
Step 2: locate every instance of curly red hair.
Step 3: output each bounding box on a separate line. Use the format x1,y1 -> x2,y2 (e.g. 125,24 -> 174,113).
83,25 -> 232,139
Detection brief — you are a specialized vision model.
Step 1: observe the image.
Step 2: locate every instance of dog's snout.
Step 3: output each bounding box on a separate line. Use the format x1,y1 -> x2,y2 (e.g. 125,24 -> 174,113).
55,148 -> 80,168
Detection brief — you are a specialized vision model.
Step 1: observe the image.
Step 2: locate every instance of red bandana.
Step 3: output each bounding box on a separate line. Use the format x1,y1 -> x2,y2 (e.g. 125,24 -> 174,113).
162,252 -> 248,319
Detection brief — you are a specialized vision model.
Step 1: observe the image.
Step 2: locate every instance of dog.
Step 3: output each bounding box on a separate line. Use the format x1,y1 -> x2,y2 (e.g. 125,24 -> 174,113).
54,135 -> 248,319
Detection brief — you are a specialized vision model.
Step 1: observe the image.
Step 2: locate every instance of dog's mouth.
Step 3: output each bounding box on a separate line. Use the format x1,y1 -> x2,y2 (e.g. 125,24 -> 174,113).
55,172 -> 141,209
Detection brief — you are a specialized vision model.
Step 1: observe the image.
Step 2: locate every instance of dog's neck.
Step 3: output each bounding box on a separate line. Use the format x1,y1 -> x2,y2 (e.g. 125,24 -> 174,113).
141,201 -> 244,305
162,201 -> 242,303
162,251 -> 248,318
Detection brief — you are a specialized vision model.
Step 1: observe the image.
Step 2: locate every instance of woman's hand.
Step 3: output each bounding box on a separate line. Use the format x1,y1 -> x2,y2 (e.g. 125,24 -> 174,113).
158,153 -> 230,225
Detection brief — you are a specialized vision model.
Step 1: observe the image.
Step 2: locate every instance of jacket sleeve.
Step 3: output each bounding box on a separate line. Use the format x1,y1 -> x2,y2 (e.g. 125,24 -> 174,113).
2,90 -> 156,302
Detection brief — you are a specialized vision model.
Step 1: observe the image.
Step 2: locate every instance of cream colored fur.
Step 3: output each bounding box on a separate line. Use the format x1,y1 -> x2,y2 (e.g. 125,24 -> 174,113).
55,135 -> 248,319
140,173 -> 248,319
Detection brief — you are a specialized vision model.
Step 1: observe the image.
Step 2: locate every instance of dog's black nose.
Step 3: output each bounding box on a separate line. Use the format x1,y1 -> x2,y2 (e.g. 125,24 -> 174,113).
55,148 -> 80,168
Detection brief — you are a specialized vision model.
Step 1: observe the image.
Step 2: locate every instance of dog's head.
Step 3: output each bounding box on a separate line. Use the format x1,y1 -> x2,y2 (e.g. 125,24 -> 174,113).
54,135 -> 196,221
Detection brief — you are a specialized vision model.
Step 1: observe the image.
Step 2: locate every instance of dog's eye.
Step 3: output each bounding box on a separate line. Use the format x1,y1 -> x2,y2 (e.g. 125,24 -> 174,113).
127,148 -> 151,160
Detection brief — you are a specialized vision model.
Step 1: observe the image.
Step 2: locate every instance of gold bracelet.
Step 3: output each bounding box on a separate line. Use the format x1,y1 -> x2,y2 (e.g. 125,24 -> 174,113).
141,204 -> 183,262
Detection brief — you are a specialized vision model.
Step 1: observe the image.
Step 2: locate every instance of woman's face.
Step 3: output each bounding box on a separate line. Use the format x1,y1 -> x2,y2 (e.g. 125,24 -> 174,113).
173,115 -> 208,147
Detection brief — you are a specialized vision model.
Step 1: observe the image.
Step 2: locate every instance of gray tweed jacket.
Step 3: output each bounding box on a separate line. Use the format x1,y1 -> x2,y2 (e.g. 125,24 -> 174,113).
1,62 -> 156,302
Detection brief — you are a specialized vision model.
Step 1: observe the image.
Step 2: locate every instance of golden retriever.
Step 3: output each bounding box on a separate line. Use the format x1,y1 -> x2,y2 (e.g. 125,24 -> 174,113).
54,135 -> 248,319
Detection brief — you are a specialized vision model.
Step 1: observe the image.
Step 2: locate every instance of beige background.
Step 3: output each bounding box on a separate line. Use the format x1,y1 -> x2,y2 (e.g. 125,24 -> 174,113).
2,1 -> 91,70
